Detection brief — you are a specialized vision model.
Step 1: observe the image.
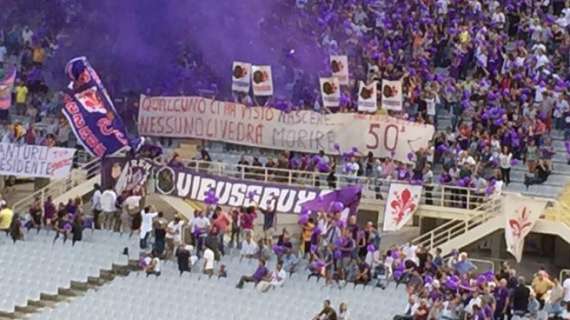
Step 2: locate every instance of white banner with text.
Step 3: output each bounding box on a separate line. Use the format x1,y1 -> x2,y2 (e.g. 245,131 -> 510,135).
0,143 -> 76,179
138,96 -> 435,163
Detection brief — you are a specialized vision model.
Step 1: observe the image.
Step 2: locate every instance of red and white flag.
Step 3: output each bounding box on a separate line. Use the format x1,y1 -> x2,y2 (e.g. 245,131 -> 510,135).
504,194 -> 546,262
383,183 -> 422,231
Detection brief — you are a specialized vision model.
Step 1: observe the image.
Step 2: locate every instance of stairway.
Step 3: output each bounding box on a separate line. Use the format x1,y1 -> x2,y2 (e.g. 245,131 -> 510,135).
412,194 -> 503,256
13,158 -> 101,214
156,195 -> 198,220
413,191 -> 570,257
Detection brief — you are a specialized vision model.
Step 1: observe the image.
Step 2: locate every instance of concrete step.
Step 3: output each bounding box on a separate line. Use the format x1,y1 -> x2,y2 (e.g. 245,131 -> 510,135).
505,182 -> 563,198
508,171 -> 570,187
511,165 -> 570,178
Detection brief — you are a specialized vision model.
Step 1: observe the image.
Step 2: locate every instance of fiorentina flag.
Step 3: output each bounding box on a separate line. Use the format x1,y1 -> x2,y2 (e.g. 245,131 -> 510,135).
320,77 -> 340,108
357,81 -> 378,113
231,61 -> 251,93
62,57 -> 142,157
0,70 -> 16,110
381,79 -> 403,111
504,194 -> 546,262
383,183 -> 422,231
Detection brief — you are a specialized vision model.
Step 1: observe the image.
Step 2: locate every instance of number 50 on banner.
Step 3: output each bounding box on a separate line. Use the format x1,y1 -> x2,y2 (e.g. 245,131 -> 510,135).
366,123 -> 401,152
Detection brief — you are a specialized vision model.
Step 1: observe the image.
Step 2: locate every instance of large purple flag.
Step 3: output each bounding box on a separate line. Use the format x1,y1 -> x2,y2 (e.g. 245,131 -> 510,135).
62,57 -> 142,157
300,185 -> 362,216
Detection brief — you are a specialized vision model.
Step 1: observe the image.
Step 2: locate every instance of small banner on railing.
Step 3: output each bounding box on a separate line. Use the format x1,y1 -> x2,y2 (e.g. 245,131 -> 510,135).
383,183 -> 422,232
504,194 -> 546,262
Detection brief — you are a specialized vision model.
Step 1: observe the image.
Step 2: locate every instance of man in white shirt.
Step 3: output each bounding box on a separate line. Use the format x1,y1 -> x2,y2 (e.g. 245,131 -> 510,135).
91,184 -> 102,229
21,26 -> 34,46
436,0 -> 448,15
257,262 -> 287,292
122,193 -> 142,234
203,246 -> 215,278
563,276 -> 570,304
100,188 -> 117,230
403,243 -> 419,266
140,206 -> 158,249
240,232 -> 259,261
464,291 -> 482,316
491,7 -> 505,29
166,215 -> 184,260
190,211 -> 210,255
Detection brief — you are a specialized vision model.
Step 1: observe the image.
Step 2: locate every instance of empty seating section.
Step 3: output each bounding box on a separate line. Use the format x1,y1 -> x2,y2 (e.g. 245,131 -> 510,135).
0,230 -> 136,315
26,250 -> 407,320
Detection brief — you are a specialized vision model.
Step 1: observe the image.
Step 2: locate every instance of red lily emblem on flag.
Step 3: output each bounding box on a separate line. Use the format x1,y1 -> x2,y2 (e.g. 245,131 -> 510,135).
509,207 -> 533,239
76,87 -> 106,114
390,188 -> 417,224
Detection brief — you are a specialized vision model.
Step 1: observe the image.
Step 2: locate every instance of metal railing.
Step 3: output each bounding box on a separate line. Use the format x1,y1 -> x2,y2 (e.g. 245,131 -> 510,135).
73,150 -> 94,166
411,194 -> 503,252
469,258 -> 496,273
441,256 -> 496,273
172,159 -> 495,211
12,157 -> 102,214
545,200 -> 570,228
560,269 -> 570,282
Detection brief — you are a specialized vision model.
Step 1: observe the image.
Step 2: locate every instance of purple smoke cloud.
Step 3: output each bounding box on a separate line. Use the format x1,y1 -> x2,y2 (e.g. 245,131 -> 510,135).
4,0 -> 328,100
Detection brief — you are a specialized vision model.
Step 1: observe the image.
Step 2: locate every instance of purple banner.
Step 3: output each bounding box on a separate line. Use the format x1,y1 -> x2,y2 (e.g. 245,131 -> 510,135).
155,165 -> 327,214
300,185 -> 362,216
101,157 -> 328,214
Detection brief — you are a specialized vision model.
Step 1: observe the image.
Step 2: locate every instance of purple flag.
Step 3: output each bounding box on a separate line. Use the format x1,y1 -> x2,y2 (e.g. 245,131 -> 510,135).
300,185 -> 362,216
62,57 -> 142,157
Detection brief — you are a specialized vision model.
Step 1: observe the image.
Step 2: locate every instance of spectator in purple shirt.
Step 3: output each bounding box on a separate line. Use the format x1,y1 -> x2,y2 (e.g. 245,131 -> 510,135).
494,279 -> 510,320
235,259 -> 269,289
43,195 -> 56,227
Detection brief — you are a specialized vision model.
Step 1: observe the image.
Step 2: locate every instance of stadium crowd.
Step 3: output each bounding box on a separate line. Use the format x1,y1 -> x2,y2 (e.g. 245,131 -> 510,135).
187,0 -> 570,195
1,0 -> 570,319
0,4 -> 74,147
2,182 -> 570,319
1,0 -> 570,195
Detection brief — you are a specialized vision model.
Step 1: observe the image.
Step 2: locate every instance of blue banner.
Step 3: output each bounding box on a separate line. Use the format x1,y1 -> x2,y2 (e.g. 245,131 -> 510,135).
62,57 -> 142,157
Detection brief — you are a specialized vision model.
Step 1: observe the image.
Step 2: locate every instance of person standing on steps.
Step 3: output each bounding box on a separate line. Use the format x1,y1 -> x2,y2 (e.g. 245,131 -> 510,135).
166,214 -> 185,260
499,147 -> 512,185
91,184 -> 102,229
100,188 -> 117,231
140,206 -> 158,249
